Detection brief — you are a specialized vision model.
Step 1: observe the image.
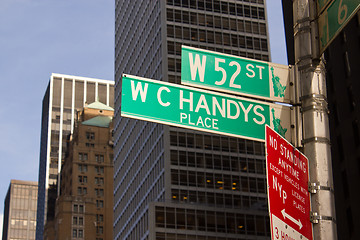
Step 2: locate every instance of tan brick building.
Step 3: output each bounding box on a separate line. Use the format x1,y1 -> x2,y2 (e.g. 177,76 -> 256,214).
44,101 -> 114,240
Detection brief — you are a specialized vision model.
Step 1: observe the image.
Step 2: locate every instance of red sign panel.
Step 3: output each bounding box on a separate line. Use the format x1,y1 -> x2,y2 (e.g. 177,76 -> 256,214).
265,125 -> 312,240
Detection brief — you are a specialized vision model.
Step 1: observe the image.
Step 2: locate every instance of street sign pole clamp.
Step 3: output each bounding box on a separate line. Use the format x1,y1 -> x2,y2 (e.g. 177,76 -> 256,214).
310,211 -> 336,224
300,94 -> 328,114
299,93 -> 327,101
308,182 -> 334,194
301,136 -> 331,145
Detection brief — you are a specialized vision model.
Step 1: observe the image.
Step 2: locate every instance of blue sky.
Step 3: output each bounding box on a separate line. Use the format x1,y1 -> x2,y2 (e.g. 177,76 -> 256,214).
0,0 -> 287,235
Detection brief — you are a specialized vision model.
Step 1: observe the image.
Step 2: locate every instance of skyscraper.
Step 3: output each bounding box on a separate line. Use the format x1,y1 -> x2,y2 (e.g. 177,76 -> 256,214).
2,180 -> 38,240
114,1 -> 271,239
36,73 -> 114,239
44,101 -> 114,240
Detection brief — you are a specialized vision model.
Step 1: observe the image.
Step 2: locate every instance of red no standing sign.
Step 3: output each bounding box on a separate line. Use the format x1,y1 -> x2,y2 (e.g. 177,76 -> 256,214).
265,125 -> 313,240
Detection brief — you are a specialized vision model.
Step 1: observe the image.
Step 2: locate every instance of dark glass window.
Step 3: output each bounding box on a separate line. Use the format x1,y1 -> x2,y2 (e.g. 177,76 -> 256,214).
86,132 -> 95,140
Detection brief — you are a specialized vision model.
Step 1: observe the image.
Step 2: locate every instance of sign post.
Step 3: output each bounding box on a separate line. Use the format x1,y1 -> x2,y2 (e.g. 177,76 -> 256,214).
181,46 -> 293,103
266,126 -> 312,240
121,74 -> 294,142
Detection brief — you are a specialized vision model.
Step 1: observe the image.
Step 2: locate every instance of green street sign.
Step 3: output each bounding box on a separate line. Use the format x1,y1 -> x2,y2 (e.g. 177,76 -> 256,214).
121,74 -> 293,142
317,0 -> 333,14
318,0 -> 360,54
181,46 -> 292,103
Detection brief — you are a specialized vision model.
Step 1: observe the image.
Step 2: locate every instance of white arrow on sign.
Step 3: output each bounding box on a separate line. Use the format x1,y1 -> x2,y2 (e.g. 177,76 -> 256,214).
281,209 -> 303,230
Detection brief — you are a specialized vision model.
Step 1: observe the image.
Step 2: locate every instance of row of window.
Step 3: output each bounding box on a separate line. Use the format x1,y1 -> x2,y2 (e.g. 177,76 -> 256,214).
96,200 -> 104,208
9,209 -> 36,220
73,216 -> 84,226
77,187 -> 104,197
78,153 -> 105,163
97,226 -> 104,235
7,228 -> 35,239
51,79 -> 113,113
96,214 -> 104,223
170,150 -> 265,174
155,206 -> 269,236
9,219 -> 36,228
156,232 -> 258,240
171,188 -> 267,210
78,153 -> 88,161
169,131 -> 264,155
73,204 -> 84,213
86,131 -> 95,140
167,10 -> 266,35
171,169 -> 266,193
95,188 -> 104,197
78,176 -> 87,183
166,0 -> 265,20
85,143 -> 95,148
167,25 -> 267,50
72,228 -> 83,238
11,185 -> 38,199
9,198 -> 37,211
167,41 -> 266,62
77,187 -> 87,195
78,164 -> 104,174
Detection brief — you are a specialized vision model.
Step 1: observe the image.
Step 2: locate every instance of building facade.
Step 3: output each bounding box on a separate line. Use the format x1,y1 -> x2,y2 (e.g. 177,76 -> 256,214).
114,0 -> 271,239
43,101 -> 114,240
282,2 -> 360,239
318,14 -> 360,240
36,74 -> 114,239
2,180 -> 38,240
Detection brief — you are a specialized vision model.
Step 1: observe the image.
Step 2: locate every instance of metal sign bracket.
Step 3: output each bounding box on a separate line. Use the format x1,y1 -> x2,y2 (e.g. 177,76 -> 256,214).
310,211 -> 337,224
308,182 -> 334,194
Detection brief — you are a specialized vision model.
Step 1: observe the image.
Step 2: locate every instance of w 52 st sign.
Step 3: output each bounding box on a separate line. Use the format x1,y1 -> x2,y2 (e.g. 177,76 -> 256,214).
181,46 -> 292,103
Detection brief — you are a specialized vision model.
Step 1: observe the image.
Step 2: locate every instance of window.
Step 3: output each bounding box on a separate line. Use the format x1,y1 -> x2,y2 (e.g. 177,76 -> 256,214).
95,154 -> 104,163
78,229 -> 83,238
86,132 -> 95,140
73,216 -> 78,225
96,200 -> 104,208
97,226 -> 103,234
78,164 -> 88,173
167,25 -> 174,38
167,9 -> 173,21
95,166 -> 104,174
168,42 -> 175,55
73,216 -> 84,226
96,214 -> 104,223
95,188 -> 104,197
78,176 -> 87,183
77,187 -> 87,195
73,229 -> 77,238
79,153 -> 88,161
95,177 -> 104,185
74,204 -> 84,213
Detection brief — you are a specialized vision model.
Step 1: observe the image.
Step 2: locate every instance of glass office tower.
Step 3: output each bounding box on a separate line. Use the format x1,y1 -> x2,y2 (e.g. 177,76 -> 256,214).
114,1 -> 271,239
2,180 -> 38,240
36,73 -> 114,239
